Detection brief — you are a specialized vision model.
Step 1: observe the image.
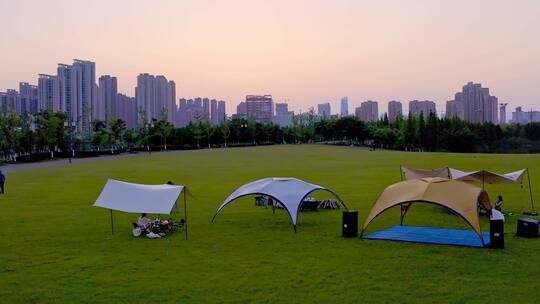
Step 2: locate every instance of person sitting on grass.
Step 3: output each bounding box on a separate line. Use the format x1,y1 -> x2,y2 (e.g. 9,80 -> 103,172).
137,213 -> 152,229
0,170 -> 5,194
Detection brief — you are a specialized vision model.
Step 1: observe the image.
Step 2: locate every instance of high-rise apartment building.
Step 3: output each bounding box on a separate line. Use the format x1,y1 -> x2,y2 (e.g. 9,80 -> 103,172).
318,102 -> 331,117
275,103 -> 288,115
202,98 -> 210,123
340,97 -> 349,116
56,59 -> 97,133
135,73 -> 176,124
246,95 -> 273,123
450,82 -> 498,124
38,74 -> 61,112
0,89 -> 19,115
210,99 -> 218,125
217,100 -> 226,124
19,82 -> 38,115
117,93 -> 137,129
273,102 -> 294,127
387,100 -> 402,122
446,99 -> 465,119
409,100 -> 436,117
236,102 -> 247,119
499,103 -> 507,124
98,75 -> 118,122
355,100 -> 378,122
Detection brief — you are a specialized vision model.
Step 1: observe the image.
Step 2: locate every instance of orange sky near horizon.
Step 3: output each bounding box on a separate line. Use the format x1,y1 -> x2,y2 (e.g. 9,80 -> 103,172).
0,0 -> 539,114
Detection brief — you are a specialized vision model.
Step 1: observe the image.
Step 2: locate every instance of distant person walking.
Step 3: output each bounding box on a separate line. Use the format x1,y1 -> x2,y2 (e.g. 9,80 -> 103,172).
0,170 -> 5,194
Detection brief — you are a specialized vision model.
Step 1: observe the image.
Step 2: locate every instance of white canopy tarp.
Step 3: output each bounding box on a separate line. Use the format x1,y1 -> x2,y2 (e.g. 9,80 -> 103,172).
94,179 -> 184,214
449,168 -> 527,184
213,177 -> 345,228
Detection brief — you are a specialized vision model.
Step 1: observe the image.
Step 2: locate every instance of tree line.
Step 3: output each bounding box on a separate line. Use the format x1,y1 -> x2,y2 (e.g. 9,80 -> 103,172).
1,110 -> 540,162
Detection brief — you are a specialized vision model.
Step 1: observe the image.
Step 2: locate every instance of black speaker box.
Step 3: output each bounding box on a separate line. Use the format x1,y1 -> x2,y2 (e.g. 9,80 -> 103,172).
490,220 -> 504,249
342,210 -> 358,238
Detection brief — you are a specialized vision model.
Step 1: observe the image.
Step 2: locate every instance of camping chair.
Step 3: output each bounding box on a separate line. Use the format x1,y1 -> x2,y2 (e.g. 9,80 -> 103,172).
172,219 -> 186,232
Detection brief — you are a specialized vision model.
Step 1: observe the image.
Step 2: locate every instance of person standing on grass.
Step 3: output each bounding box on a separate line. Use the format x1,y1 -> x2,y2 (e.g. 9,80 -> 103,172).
0,170 -> 5,194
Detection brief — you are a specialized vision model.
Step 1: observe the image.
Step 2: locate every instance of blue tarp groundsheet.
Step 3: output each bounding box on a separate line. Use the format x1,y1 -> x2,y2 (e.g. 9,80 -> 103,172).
364,226 -> 490,248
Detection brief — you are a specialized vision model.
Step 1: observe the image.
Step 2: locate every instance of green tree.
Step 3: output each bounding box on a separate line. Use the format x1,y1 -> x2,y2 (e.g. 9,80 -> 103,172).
35,110 -> 67,158
219,122 -> 231,147
424,111 -> 439,151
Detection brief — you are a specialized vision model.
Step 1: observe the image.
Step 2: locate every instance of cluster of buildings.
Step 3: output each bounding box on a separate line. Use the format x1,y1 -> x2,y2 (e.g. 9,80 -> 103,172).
229,82 -> 538,127
0,59 -> 228,134
176,97 -> 226,127
2,68 -> 538,131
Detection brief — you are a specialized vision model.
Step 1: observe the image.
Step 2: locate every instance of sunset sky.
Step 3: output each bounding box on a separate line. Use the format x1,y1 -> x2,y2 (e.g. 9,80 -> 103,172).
1,0 -> 539,114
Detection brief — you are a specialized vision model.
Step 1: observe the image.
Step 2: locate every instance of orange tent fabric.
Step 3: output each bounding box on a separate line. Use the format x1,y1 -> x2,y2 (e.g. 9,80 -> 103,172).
362,178 -> 491,244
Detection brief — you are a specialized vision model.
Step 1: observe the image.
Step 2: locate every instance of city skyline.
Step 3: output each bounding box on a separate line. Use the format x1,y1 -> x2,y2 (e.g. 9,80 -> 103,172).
1,0 -> 539,114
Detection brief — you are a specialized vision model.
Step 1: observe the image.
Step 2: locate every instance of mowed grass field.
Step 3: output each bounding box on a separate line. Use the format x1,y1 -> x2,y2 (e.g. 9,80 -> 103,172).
1,145 -> 540,303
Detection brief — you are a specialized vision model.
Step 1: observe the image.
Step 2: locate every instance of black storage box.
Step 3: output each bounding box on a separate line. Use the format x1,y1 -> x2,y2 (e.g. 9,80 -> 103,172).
490,220 -> 504,249
516,218 -> 539,238
342,210 -> 358,238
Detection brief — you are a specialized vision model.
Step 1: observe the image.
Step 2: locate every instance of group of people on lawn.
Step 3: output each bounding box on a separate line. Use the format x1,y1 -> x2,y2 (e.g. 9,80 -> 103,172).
134,213 -> 177,239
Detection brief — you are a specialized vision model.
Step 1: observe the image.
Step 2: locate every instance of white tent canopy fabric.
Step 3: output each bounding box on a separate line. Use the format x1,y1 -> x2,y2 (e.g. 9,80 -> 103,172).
213,177 -> 346,228
449,168 -> 527,184
94,179 -> 184,214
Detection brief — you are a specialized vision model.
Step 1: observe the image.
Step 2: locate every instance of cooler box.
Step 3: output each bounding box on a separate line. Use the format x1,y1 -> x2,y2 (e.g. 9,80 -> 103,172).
516,218 -> 539,238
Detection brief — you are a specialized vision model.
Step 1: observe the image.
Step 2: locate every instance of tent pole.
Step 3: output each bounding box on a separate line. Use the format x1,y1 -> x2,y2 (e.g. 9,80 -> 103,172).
527,169 -> 535,212
110,209 -> 114,235
184,189 -> 188,240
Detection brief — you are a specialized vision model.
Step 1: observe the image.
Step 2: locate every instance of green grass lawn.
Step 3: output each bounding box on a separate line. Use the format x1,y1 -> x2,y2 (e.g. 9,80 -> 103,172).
1,145 -> 540,303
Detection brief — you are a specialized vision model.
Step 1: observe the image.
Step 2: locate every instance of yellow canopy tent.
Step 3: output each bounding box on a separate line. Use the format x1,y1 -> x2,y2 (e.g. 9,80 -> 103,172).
361,178 -> 492,245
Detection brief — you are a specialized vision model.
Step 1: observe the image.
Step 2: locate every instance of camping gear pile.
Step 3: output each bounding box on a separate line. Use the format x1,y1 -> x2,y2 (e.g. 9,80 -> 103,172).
132,218 -> 185,238
318,199 -> 341,209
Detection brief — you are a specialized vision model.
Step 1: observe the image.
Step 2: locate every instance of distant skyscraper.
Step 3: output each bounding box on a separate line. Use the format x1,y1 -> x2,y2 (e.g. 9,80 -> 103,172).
202,98 -> 210,122
73,59 -> 96,132
452,82 -> 498,124
275,103 -> 288,115
446,99 -> 464,119
246,95 -> 273,123
511,106 -> 540,124
356,100 -> 378,122
317,102 -> 331,117
273,102 -> 293,127
409,100 -> 436,117
19,82 -> 38,115
499,103 -> 508,124
135,73 -> 155,123
135,73 -> 176,124
56,59 -> 96,133
217,100 -> 226,124
38,74 -> 61,112
117,93 -> 137,128
0,89 -> 19,115
98,75 -> 118,122
210,99 -> 218,125
340,97 -> 348,116
236,101 -> 247,119
387,100 -> 402,122
166,80 -> 176,124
